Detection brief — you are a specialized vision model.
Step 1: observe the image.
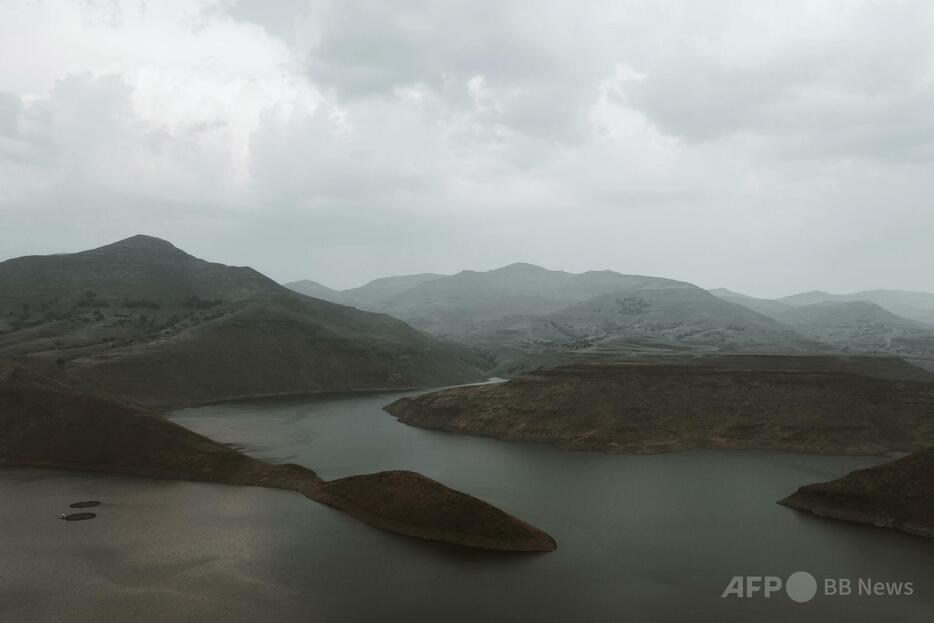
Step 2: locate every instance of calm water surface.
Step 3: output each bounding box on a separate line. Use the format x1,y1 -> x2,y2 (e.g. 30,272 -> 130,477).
3,389 -> 933,622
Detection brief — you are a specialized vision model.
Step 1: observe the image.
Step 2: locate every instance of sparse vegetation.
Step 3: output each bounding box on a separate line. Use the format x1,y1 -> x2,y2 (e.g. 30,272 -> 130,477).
123,298 -> 161,309
184,295 -> 222,309
614,296 -> 650,315
76,291 -> 109,307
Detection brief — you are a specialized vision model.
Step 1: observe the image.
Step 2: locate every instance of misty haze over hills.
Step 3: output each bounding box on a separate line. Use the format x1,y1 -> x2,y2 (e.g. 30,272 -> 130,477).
4,235 -> 932,387
6,234 -> 934,406
776,290 -> 934,325
290,274 -> 934,327
288,265 -> 811,354
286,264 -> 934,371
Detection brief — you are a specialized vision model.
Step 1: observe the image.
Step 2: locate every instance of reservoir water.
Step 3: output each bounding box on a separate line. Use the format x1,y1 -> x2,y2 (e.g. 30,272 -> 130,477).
3,389 -> 933,622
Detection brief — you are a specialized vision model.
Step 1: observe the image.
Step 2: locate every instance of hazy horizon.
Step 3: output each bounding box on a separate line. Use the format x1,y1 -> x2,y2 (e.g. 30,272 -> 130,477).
3,233 -> 933,301
2,1 -> 933,297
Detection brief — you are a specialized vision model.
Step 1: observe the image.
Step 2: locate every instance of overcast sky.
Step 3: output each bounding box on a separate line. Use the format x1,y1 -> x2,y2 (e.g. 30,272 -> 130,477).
1,0 -> 933,297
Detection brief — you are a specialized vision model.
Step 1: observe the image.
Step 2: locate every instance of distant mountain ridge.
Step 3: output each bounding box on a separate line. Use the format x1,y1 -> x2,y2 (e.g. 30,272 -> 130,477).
0,236 -> 483,408
775,289 -> 934,325
290,263 -> 712,339
775,301 -> 934,358
707,288 -> 794,318
287,264 -> 822,361
475,287 -> 821,355
284,273 -> 446,308
373,264 -> 699,339
285,266 -> 934,370
285,279 -> 342,301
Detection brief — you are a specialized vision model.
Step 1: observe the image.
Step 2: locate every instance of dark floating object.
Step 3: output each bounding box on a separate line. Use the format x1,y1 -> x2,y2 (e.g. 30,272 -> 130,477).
69,500 -> 101,508
61,512 -> 96,521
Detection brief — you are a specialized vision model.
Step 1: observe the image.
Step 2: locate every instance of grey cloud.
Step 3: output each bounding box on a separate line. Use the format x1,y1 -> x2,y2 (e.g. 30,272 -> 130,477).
247,100 -> 443,206
0,91 -> 56,167
294,1 -> 607,147
229,1 -> 934,163
227,0 -> 313,41
621,2 -> 934,161
3,0 -> 934,297
304,2 -> 555,97
2,73 -> 236,202
0,91 -> 20,136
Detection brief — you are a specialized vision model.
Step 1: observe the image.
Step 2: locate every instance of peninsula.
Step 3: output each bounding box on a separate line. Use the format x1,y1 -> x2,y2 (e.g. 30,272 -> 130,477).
0,361 -> 555,552
780,449 -> 934,540
384,355 -> 934,455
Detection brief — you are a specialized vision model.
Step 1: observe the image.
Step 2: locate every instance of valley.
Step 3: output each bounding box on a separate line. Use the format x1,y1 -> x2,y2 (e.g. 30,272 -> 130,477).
3,235 -> 934,619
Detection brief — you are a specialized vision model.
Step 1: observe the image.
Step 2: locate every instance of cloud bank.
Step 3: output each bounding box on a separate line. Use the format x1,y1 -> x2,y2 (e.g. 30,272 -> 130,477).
1,0 -> 933,295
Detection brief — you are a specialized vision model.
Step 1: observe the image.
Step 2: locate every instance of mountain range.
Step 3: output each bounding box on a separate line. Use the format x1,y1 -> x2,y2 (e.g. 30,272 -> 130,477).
288,265 -> 934,370
711,288 -> 934,365
710,287 -> 934,326
5,238 -> 934,409
287,265 -> 825,362
777,290 -> 934,325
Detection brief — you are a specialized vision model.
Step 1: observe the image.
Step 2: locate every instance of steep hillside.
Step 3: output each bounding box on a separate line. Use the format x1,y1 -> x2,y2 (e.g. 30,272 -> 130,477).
0,236 -> 483,408
776,301 -> 934,357
0,361 -> 555,552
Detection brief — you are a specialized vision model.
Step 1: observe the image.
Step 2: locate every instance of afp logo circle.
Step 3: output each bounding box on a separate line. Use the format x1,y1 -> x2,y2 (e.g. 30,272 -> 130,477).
721,571 -> 817,603
785,571 -> 818,603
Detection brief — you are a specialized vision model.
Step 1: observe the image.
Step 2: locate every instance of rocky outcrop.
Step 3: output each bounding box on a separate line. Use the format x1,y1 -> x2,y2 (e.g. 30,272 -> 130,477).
0,361 -> 554,552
